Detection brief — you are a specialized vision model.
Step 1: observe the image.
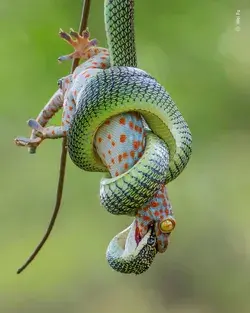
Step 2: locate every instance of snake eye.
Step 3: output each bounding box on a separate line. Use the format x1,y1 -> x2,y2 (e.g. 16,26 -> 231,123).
159,218 -> 176,233
57,79 -> 63,89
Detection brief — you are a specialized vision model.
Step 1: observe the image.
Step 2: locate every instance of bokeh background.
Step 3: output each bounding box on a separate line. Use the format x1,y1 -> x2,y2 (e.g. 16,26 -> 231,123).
1,0 -> 250,312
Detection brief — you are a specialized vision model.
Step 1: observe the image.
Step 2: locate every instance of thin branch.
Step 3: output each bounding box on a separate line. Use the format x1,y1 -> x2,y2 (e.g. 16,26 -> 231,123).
17,0 -> 92,274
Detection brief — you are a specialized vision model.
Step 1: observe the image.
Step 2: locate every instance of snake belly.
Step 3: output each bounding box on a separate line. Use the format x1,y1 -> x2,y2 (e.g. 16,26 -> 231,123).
67,0 -> 192,274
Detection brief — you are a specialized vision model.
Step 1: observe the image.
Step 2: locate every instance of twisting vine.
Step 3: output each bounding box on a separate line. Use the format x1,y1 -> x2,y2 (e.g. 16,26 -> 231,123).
17,0 -> 91,274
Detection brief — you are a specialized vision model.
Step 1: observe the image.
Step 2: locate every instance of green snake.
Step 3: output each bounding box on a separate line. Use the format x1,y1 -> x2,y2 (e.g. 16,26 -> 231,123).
15,0 -> 192,274
67,0 -> 192,274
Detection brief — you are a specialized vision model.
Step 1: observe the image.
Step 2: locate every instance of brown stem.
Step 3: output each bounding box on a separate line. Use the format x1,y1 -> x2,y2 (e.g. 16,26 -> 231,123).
17,0 -> 92,274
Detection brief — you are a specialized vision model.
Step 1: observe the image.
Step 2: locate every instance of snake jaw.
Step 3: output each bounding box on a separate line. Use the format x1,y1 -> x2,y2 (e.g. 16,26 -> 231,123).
106,220 -> 157,274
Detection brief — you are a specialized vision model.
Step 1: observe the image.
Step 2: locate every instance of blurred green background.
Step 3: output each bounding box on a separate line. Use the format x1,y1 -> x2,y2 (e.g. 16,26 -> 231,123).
1,0 -> 250,312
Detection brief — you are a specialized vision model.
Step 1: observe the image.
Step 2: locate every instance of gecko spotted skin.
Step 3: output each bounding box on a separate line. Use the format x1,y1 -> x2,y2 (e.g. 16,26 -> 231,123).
95,113 -> 174,252
15,29 -> 175,254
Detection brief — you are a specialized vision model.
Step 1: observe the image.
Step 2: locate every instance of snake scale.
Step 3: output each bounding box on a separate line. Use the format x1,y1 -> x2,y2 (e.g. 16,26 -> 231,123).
15,0 -> 192,274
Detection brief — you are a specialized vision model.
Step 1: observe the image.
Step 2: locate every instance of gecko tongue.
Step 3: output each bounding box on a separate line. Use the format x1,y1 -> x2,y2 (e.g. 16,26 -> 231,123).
123,220 -> 139,256
135,220 -> 142,245
122,220 -> 154,256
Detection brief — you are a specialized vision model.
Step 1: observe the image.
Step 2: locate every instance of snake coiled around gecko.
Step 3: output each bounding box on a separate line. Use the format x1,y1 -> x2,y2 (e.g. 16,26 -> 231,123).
15,0 -> 192,275
67,0 -> 192,273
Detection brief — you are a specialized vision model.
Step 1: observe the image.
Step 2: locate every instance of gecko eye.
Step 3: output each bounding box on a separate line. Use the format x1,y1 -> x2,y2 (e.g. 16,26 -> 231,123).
159,218 -> 176,233
57,79 -> 63,89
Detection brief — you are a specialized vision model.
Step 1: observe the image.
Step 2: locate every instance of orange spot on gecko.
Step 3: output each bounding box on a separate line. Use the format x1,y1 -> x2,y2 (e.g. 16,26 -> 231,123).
120,134 -> 127,143
138,152 -> 143,158
69,106 -> 73,111
152,201 -> 159,208
123,152 -> 128,159
115,171 -> 119,177
52,130 -> 55,135
119,117 -> 126,125
107,134 -> 112,140
129,121 -> 134,130
118,154 -> 122,163
111,158 -> 115,164
133,141 -> 140,150
63,131 -> 67,135
165,209 -> 170,215
135,125 -> 139,132
108,150 -> 111,155
124,163 -> 129,170
111,141 -> 116,147
105,120 -> 110,125
98,137 -> 102,143
130,151 -> 135,158
143,215 -> 151,221
154,211 -> 160,217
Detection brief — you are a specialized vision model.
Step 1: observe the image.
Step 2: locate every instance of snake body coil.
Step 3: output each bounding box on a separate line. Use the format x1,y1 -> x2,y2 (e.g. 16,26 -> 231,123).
68,66 -> 191,214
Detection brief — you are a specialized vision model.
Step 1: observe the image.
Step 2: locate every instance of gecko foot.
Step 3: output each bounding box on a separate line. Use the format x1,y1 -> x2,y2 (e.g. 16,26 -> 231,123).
14,136 -> 42,148
58,28 -> 98,62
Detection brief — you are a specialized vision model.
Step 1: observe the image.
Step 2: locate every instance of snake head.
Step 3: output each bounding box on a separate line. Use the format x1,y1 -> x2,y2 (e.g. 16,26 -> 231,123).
106,221 -> 157,275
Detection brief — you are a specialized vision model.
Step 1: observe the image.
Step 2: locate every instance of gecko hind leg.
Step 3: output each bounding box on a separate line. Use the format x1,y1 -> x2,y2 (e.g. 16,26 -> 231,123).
27,93 -> 76,140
